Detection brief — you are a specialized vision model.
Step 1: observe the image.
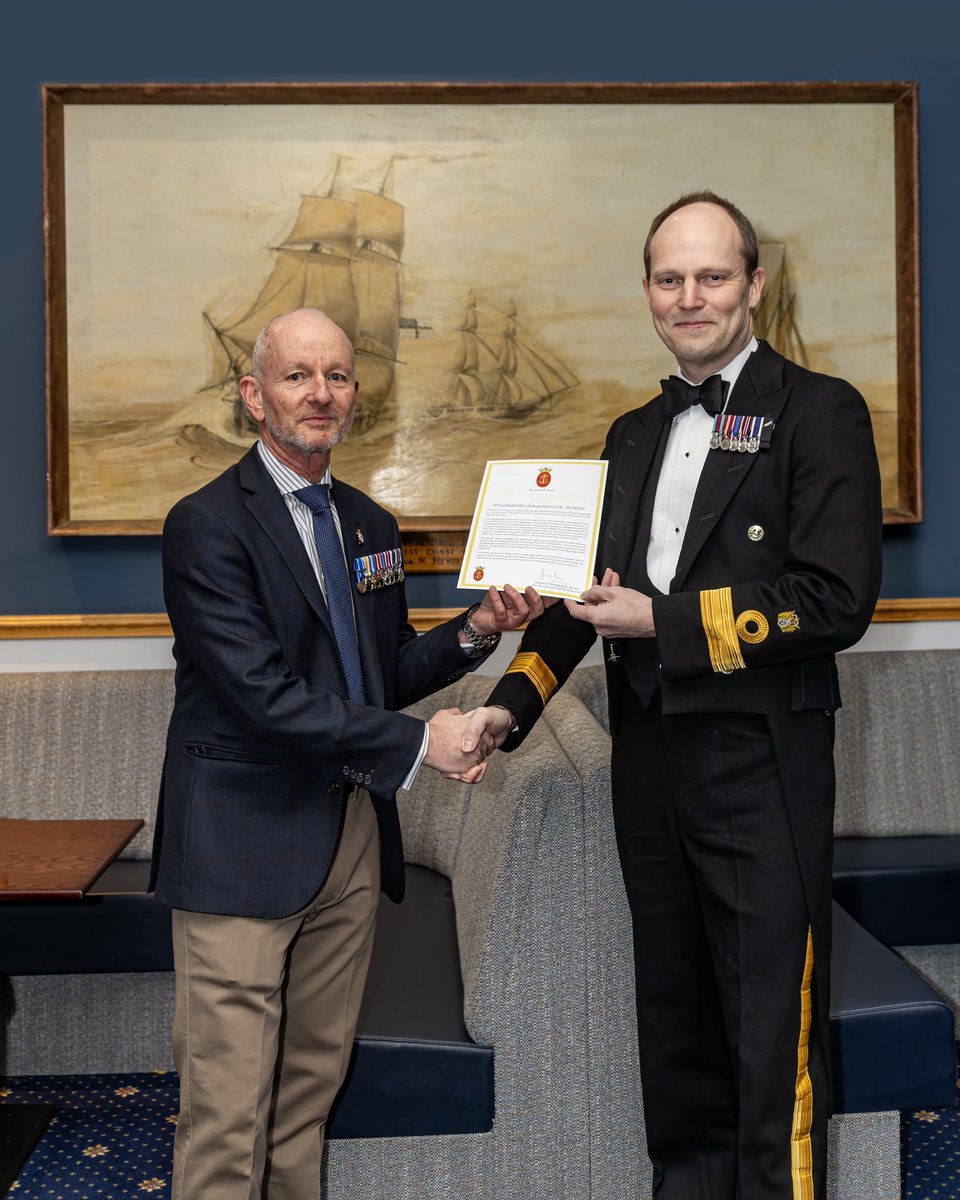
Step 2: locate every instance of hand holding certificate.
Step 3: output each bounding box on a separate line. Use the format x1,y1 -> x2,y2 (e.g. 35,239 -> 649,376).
457,460 -> 608,601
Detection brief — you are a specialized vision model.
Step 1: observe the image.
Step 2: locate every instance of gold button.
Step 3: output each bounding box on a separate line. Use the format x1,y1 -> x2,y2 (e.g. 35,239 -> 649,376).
747,525 -> 764,542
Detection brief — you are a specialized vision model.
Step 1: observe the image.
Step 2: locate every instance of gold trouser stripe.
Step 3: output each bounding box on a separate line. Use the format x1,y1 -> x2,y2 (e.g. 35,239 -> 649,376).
791,926 -> 816,1200
504,652 -> 558,708
699,587 -> 746,674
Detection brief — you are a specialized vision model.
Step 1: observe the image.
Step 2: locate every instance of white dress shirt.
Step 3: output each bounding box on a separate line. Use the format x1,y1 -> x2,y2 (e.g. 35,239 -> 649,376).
646,338 -> 758,593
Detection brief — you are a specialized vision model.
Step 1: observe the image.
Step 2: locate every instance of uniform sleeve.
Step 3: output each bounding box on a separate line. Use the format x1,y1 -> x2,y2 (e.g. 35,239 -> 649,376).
484,600 -> 598,747
652,380 -> 883,681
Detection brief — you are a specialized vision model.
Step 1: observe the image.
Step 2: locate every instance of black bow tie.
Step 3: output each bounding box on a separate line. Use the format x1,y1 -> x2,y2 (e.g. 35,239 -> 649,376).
660,374 -> 729,418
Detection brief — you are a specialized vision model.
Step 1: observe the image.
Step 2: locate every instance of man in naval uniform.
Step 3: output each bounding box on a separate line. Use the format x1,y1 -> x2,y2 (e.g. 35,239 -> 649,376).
466,192 -> 883,1199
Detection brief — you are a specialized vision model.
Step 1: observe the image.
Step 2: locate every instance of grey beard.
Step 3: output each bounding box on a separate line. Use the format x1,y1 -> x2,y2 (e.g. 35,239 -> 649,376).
266,410 -> 354,457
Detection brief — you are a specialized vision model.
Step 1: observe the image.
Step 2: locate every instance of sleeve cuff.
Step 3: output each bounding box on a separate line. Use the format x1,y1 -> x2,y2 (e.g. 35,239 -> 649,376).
401,722 -> 430,791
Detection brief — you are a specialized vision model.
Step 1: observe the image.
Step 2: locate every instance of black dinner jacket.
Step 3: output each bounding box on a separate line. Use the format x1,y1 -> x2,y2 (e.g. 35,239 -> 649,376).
150,447 -> 477,919
487,340 -> 883,733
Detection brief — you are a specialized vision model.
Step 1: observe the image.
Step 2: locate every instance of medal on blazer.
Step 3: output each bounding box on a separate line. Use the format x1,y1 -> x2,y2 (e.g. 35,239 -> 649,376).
710,413 -> 773,453
354,547 -> 404,593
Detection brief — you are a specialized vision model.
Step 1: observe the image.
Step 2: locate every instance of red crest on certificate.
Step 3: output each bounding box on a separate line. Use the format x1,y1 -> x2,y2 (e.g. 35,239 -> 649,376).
536,468 -> 552,488
473,566 -> 485,581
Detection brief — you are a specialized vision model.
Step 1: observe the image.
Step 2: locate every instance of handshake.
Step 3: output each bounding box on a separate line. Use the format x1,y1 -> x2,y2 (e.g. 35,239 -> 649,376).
423,705 -> 516,785
419,583 -> 550,784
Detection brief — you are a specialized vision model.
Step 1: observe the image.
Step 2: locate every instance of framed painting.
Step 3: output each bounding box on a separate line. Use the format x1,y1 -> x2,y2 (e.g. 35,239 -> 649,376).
44,81 -> 920,566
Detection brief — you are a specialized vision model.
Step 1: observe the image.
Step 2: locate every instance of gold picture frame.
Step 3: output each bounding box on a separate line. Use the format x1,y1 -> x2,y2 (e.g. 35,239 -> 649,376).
44,81 -> 921,567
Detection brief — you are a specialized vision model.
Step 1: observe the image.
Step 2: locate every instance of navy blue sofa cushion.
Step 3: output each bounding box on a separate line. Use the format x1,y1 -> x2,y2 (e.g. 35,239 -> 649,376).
829,902 -> 956,1113
0,863 -> 494,1139
833,836 -> 960,946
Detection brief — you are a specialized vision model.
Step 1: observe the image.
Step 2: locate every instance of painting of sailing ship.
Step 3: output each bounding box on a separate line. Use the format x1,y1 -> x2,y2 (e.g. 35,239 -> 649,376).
51,93 -> 910,533
435,294 -> 579,421
754,243 -> 808,367
180,163 -> 582,469
194,161 -> 404,447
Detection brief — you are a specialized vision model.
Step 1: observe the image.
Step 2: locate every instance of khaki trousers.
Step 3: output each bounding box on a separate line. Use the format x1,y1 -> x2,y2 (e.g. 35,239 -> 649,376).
170,789 -> 380,1200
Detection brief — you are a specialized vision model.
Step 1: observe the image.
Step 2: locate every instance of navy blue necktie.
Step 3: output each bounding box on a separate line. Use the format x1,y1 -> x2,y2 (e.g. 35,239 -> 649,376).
660,374 -> 729,418
294,483 -> 366,705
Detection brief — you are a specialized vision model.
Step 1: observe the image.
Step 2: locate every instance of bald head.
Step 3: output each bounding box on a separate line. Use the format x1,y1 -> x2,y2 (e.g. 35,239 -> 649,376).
643,190 -> 759,280
239,308 -> 359,482
251,309 -> 354,385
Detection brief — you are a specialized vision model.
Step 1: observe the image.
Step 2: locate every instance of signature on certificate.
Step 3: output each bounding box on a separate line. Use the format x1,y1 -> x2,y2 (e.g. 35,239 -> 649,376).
535,569 -> 575,591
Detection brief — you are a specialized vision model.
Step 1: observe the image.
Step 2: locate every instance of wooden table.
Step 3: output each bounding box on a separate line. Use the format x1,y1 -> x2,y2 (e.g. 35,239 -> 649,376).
0,817 -> 144,1195
0,818 -> 143,900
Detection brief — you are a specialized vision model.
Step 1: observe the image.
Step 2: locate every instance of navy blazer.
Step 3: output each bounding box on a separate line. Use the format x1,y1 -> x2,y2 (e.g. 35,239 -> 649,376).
151,447 -> 477,918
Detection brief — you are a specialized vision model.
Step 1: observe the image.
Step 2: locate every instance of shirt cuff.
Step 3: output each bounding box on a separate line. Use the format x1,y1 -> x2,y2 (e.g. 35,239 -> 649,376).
401,722 -> 430,791
458,631 -> 501,658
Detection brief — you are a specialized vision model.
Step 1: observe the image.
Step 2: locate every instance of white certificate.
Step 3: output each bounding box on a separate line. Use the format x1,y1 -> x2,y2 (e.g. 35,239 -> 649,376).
457,459 -> 608,601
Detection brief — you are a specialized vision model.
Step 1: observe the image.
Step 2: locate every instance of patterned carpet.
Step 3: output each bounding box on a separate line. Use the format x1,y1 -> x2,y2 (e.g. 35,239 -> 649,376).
1,1073 -> 177,1197
1,1059 -> 958,1197
900,1044 -> 960,1199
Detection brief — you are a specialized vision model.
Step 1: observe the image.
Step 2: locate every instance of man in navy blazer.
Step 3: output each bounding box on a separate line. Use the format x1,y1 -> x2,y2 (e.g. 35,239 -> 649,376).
469,195 -> 882,1199
151,308 -> 540,1200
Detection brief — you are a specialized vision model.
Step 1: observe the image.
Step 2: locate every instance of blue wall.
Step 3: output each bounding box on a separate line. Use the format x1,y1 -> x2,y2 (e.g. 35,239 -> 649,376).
3,0 -> 958,615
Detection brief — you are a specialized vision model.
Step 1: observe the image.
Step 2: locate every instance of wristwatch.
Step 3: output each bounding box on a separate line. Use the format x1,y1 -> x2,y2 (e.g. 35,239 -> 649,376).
461,603 -> 501,655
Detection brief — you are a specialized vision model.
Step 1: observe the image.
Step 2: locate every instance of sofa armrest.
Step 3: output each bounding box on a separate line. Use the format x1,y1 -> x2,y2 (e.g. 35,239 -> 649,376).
400,677 -> 610,1041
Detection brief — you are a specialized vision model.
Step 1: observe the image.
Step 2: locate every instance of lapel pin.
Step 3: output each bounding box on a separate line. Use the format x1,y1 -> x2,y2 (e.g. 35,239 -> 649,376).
747,525 -> 764,542
354,524 -> 364,545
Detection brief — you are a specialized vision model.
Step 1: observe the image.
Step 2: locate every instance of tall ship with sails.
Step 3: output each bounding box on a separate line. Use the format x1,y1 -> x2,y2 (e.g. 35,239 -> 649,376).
435,293 -> 580,421
198,162 -> 404,438
755,242 -> 808,367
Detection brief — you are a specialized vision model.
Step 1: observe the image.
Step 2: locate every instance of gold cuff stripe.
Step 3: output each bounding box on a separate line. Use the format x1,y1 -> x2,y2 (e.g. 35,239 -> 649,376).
699,587 -> 746,674
735,609 -> 770,645
791,927 -> 816,1200
504,652 -> 558,708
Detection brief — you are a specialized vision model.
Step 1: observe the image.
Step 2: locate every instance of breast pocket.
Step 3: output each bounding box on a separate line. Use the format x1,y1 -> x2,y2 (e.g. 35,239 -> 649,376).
185,742 -> 284,765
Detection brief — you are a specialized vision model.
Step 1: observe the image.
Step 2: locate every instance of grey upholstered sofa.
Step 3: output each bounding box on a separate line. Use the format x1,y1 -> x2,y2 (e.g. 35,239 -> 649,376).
832,650 -> 960,1019
1,652 -> 958,1199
